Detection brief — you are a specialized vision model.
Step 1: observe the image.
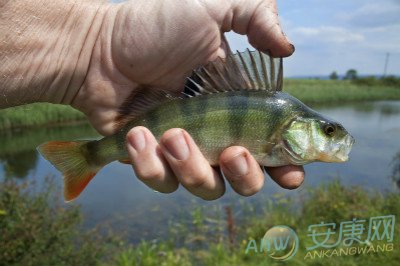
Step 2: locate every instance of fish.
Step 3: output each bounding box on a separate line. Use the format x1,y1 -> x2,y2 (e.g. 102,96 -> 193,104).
37,49 -> 355,202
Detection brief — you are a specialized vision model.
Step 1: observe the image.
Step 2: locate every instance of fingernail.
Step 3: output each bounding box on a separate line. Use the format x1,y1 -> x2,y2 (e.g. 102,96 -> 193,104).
223,153 -> 249,177
127,128 -> 146,152
289,43 -> 295,53
162,130 -> 189,160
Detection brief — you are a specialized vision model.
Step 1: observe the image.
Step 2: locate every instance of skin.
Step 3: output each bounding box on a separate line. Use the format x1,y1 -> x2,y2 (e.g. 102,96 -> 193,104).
0,0 -> 304,200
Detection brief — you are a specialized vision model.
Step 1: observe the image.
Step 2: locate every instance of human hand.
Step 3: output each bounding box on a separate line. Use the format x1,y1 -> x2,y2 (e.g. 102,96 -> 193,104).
69,0 -> 303,199
1,0 -> 303,199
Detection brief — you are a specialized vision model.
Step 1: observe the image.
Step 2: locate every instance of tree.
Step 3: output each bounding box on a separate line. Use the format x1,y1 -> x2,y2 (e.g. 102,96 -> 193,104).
344,69 -> 358,80
329,71 -> 338,80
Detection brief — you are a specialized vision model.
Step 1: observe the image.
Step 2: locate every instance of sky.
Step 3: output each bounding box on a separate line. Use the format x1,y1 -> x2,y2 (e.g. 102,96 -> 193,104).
226,0 -> 400,77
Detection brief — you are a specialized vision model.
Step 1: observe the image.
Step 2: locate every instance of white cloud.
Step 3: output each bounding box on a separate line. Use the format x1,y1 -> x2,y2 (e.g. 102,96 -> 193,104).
290,26 -> 365,44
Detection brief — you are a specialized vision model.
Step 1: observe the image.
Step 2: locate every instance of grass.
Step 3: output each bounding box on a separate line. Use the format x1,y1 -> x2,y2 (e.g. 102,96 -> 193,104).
0,80 -> 399,131
0,178 -> 121,266
2,176 -> 400,265
0,103 -> 86,131
284,79 -> 400,104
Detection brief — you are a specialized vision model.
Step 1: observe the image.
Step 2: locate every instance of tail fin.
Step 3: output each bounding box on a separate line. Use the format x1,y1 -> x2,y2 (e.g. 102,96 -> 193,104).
37,141 -> 100,202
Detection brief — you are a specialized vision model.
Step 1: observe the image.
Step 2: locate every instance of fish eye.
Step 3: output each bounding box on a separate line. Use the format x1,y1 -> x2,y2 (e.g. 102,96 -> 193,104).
323,123 -> 336,137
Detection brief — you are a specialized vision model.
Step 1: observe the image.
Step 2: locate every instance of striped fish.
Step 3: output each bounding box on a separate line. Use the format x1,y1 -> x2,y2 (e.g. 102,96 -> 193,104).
38,50 -> 354,202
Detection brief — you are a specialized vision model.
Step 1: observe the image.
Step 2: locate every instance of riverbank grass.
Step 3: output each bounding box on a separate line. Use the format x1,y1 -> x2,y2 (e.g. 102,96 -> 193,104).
284,79 -> 400,104
0,103 -> 86,131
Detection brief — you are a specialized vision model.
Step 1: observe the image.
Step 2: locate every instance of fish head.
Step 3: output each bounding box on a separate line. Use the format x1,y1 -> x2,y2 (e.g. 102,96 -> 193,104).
282,117 -> 355,165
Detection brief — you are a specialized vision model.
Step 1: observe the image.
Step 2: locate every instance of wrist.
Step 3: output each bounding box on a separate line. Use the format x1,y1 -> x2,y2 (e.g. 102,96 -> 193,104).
59,1 -> 112,106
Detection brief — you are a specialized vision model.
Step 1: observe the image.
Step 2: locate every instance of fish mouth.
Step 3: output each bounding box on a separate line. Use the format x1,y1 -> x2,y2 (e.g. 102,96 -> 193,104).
336,134 -> 355,162
331,134 -> 355,162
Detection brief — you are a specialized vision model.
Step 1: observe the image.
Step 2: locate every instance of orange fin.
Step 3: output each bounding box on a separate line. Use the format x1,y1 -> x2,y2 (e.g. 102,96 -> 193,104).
37,141 -> 100,202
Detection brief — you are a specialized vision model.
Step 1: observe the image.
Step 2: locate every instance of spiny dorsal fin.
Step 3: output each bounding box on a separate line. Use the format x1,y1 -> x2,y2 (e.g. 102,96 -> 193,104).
187,49 -> 283,95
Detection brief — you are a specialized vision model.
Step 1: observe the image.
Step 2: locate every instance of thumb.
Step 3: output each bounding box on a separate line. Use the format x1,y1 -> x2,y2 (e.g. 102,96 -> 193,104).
223,0 -> 294,57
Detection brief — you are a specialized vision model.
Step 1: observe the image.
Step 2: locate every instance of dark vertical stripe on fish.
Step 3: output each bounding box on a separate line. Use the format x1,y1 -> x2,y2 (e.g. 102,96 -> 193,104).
186,95 -> 209,146
145,107 -> 161,135
228,90 -> 249,142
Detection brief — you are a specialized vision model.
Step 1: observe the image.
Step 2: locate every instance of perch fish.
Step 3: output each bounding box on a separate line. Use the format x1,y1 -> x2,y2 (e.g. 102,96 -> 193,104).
38,50 -> 354,202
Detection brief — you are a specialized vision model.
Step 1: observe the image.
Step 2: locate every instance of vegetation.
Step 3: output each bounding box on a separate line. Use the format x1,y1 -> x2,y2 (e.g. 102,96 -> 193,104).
0,178 -> 120,266
343,69 -> 358,80
284,79 -> 400,104
329,71 -> 338,80
352,75 -> 400,87
0,103 -> 86,131
2,175 -> 400,266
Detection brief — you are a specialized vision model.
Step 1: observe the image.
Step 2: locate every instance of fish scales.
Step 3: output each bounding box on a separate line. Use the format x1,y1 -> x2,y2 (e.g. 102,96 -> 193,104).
88,91 -> 291,167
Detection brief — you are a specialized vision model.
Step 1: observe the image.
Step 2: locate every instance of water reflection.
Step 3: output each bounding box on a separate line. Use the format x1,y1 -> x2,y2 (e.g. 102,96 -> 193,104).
0,123 -> 99,179
0,150 -> 37,179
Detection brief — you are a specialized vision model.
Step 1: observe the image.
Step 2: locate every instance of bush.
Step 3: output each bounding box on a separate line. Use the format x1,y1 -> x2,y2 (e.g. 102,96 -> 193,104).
352,76 -> 378,86
380,76 -> 400,87
0,177 -> 119,266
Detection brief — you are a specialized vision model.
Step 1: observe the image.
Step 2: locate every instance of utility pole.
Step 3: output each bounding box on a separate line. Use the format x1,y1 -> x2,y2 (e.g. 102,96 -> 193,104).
383,53 -> 390,77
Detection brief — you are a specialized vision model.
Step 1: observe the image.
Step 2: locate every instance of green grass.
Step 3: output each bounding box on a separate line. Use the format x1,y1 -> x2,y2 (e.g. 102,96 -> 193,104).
0,178 -> 121,266
0,103 -> 86,131
2,176 -> 400,265
284,79 -> 400,104
0,80 -> 399,131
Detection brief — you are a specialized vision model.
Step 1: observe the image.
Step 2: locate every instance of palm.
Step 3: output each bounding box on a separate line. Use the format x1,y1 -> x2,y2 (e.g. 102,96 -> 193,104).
71,0 -> 293,136
73,1 -> 224,135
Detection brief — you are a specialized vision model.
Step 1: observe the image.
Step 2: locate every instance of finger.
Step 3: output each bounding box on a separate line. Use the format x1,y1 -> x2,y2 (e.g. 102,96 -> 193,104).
229,0 -> 294,57
220,146 -> 265,196
266,165 -> 305,189
160,128 -> 225,200
126,126 -> 179,193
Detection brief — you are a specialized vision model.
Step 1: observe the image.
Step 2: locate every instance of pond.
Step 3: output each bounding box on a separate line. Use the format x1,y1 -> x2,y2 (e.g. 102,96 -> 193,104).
1,101 -> 400,242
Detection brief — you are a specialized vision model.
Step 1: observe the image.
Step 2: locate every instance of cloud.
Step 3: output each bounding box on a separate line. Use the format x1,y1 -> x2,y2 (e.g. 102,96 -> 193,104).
289,26 -> 365,45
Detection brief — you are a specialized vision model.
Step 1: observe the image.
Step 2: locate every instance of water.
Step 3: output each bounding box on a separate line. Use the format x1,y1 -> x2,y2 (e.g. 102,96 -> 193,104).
1,101 -> 400,242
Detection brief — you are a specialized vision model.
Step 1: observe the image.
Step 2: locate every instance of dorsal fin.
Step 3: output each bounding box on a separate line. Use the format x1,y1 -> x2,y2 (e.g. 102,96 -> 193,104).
187,49 -> 283,95
115,86 -> 179,130
115,50 -> 283,129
